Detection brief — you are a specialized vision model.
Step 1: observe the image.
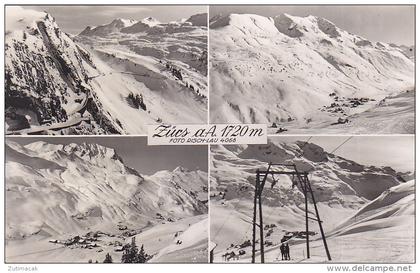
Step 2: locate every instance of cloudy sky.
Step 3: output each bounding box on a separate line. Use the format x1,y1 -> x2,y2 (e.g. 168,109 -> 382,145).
272,136 -> 415,172
8,137 -> 208,175
20,5 -> 207,34
210,5 -> 415,45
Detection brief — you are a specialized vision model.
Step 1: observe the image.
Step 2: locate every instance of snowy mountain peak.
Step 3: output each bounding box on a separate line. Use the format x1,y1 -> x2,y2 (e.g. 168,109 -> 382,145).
295,141 -> 329,162
24,141 -> 64,153
6,6 -> 47,33
79,25 -> 93,34
141,16 -> 160,26
272,13 -> 344,40
111,18 -> 138,27
21,141 -> 123,165
186,13 -> 208,27
272,13 -> 305,38
62,142 -> 120,160
173,166 -> 188,173
78,18 -> 137,36
118,17 -> 162,33
210,13 -> 278,34
215,140 -> 403,200
211,12 -> 361,43
316,16 -> 341,38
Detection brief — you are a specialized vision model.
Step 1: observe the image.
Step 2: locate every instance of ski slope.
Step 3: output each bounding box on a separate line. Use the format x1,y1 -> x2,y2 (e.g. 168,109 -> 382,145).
210,141 -> 414,263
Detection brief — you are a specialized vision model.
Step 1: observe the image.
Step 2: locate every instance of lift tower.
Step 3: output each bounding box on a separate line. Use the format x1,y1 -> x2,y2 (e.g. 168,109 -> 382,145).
251,163 -> 332,263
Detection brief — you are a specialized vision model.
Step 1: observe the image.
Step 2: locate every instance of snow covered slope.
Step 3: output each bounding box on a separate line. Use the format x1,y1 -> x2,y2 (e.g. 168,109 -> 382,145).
210,13 -> 414,134
141,215 -> 208,263
5,7 -> 207,135
210,140 -> 413,262
5,140 -> 208,262
333,180 -> 414,237
253,181 -> 415,263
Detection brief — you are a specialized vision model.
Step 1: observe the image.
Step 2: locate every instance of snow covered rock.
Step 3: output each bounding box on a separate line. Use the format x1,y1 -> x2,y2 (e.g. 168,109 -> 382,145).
5,7 -> 121,134
186,13 -> 208,27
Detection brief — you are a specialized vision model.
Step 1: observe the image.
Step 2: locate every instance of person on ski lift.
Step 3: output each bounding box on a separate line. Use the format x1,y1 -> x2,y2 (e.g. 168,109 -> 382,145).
285,243 -> 290,260
280,243 -> 286,260
271,174 -> 277,189
271,180 -> 277,189
291,175 -> 298,189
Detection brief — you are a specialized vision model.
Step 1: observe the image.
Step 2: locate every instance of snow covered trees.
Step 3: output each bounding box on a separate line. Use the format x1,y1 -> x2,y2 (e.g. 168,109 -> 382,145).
165,62 -> 183,81
172,68 -> 183,81
121,237 -> 148,263
127,92 -> 147,111
103,253 -> 113,263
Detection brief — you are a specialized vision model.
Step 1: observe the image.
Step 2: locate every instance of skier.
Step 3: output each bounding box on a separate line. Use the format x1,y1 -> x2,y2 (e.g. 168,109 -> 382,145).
285,243 -> 290,260
280,243 -> 286,260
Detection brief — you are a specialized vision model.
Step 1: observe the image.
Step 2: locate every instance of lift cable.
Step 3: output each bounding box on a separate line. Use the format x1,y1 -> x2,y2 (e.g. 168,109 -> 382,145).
329,136 -> 353,155
213,209 -> 236,240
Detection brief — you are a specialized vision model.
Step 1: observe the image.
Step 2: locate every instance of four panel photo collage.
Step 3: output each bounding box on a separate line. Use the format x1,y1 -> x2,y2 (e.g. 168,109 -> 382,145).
4,4 -> 415,264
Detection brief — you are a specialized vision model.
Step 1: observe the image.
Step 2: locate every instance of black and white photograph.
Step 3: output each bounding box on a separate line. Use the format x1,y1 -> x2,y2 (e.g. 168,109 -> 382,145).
210,136 -> 415,262
5,5 -> 208,135
5,137 -> 209,263
1,1 -> 417,270
209,6 -> 415,134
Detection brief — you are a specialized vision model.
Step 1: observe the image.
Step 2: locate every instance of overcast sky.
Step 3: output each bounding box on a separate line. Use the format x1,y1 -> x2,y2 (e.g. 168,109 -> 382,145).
21,5 -> 207,34
210,5 -> 414,45
271,136 -> 414,173
8,137 -> 208,175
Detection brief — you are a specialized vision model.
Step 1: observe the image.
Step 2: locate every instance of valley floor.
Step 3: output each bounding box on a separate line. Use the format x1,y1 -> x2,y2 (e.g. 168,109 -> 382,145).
6,215 -> 208,263
268,89 -> 415,135
225,223 -> 414,263
212,210 -> 414,264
